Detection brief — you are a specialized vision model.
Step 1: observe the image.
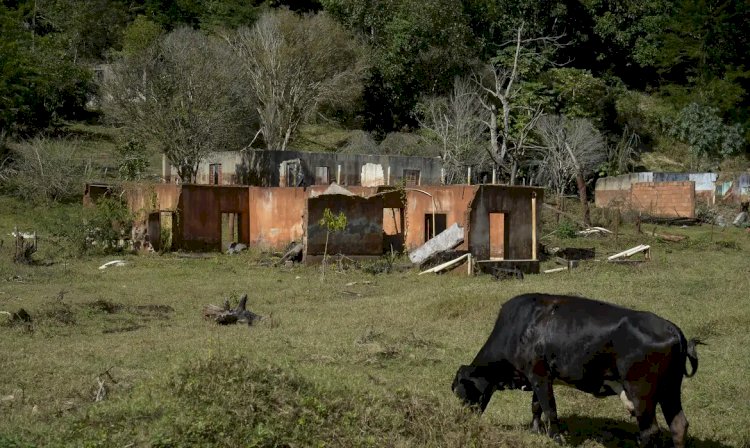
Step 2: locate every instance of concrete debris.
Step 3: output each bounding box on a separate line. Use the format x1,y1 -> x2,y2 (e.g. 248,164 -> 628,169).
226,242 -> 247,254
577,227 -> 612,237
313,182 -> 355,197
10,231 -> 35,239
408,223 -> 464,265
733,212 -> 748,227
98,260 -> 126,270
277,242 -> 303,265
345,281 -> 373,287
716,215 -> 727,227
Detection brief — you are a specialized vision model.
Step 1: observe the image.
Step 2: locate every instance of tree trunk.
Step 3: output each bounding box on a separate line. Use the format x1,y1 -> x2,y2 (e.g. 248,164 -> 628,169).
489,106 -> 499,165
575,171 -> 591,227
509,159 -> 518,185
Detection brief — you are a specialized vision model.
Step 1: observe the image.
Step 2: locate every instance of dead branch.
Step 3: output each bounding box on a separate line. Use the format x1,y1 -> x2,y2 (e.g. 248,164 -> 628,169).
203,294 -> 262,326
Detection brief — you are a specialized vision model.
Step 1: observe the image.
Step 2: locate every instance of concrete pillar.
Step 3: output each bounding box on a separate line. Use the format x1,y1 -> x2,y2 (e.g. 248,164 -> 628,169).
467,166 -> 472,185
387,166 -> 391,185
336,164 -> 341,184
492,167 -> 497,185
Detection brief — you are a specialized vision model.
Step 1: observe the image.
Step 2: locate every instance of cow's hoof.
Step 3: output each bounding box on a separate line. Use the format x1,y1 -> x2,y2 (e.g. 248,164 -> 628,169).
552,433 -> 566,445
531,421 -> 543,434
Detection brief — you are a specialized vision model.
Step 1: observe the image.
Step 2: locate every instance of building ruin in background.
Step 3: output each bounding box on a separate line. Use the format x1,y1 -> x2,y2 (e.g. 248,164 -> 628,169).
85,182 -> 543,273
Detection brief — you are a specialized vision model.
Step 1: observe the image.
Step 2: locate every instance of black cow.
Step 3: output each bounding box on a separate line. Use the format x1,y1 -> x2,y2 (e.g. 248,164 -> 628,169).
452,293 -> 700,447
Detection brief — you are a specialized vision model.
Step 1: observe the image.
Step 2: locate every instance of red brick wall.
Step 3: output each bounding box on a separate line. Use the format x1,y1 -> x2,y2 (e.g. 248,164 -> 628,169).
630,182 -> 695,218
594,189 -> 630,208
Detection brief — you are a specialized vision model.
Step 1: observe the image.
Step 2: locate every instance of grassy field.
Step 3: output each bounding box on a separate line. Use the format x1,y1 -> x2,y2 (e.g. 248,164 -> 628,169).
1,199 -> 749,447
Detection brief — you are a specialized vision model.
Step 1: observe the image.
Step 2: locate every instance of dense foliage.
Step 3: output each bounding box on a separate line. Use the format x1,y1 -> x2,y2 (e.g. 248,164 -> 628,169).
1,0 -> 748,188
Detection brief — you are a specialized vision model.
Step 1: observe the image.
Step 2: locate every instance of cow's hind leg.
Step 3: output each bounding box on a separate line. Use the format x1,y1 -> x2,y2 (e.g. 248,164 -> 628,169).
625,381 -> 659,447
529,375 -> 563,443
531,392 -> 543,434
660,388 -> 689,448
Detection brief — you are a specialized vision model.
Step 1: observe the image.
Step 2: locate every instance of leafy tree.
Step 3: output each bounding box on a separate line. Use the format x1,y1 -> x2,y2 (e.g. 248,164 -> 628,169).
0,3 -> 92,136
670,103 -> 745,164
318,208 -> 347,278
322,0 -> 476,137
119,15 -> 164,58
117,139 -> 151,181
230,9 -> 366,151
543,68 -> 610,125
102,27 -> 253,182
581,0 -> 672,67
34,0 -> 132,62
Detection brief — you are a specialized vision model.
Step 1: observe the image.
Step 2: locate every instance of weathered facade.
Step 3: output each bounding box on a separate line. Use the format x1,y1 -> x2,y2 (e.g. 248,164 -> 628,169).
163,150 -> 443,187
88,182 -> 543,270
595,172 -> 750,208
595,177 -> 696,218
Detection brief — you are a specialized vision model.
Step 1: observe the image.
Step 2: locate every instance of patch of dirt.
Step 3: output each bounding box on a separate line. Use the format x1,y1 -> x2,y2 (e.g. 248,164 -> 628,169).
103,324 -> 144,334
132,305 -> 174,321
87,300 -> 124,314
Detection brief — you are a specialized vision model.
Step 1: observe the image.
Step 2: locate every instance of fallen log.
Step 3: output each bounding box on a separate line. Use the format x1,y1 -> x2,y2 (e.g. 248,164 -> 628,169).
647,231 -> 687,242
203,294 -> 262,326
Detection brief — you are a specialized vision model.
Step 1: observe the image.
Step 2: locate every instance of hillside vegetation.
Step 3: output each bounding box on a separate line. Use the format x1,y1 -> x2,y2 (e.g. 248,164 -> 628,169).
2,0 -> 749,201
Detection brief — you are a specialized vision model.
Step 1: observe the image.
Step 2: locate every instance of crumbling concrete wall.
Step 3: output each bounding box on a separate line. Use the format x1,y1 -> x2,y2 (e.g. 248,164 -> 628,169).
404,186 -> 478,251
630,181 -> 695,218
304,194 -> 384,258
468,185 -> 543,261
248,187 -> 307,250
596,172 -> 716,207
176,185 -> 249,251
164,151 -> 245,185
242,150 -> 443,187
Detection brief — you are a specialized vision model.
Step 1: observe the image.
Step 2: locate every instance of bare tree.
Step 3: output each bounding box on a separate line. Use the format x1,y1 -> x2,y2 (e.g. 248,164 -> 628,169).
416,77 -> 488,184
101,28 -> 252,183
534,115 -> 607,226
473,24 -> 565,185
229,10 -> 367,151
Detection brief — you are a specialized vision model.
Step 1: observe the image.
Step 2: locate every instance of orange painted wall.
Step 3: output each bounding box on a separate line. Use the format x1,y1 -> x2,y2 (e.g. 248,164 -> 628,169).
177,185 -> 249,251
248,187 -> 307,250
404,185 -> 479,251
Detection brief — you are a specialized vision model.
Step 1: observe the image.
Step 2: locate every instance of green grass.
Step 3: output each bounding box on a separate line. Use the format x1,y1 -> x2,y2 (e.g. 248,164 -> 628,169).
0,198 -> 749,447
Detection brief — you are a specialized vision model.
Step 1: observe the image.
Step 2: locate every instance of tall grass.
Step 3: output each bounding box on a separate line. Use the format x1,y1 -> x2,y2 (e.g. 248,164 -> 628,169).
0,197 -> 748,447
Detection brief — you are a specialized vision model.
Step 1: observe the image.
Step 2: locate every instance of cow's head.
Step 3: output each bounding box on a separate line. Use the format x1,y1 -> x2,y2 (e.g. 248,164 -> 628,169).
451,364 -> 495,412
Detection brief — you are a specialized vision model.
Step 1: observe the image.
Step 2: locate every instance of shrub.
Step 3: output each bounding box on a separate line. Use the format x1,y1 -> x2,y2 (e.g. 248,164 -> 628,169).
1,137 -> 93,203
556,219 -> 578,239
41,197 -> 133,258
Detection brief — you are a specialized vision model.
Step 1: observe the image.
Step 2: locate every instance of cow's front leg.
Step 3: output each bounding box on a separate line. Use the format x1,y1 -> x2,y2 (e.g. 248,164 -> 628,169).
531,392 -> 543,434
529,375 -> 564,444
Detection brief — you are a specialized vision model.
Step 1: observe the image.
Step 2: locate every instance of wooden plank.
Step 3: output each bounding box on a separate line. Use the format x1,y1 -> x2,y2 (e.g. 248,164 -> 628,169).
607,244 -> 650,261
418,253 -> 470,275
544,267 -> 568,274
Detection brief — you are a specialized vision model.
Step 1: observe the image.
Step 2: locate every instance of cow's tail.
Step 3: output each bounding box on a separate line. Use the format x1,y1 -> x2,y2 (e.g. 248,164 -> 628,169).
684,337 -> 704,378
